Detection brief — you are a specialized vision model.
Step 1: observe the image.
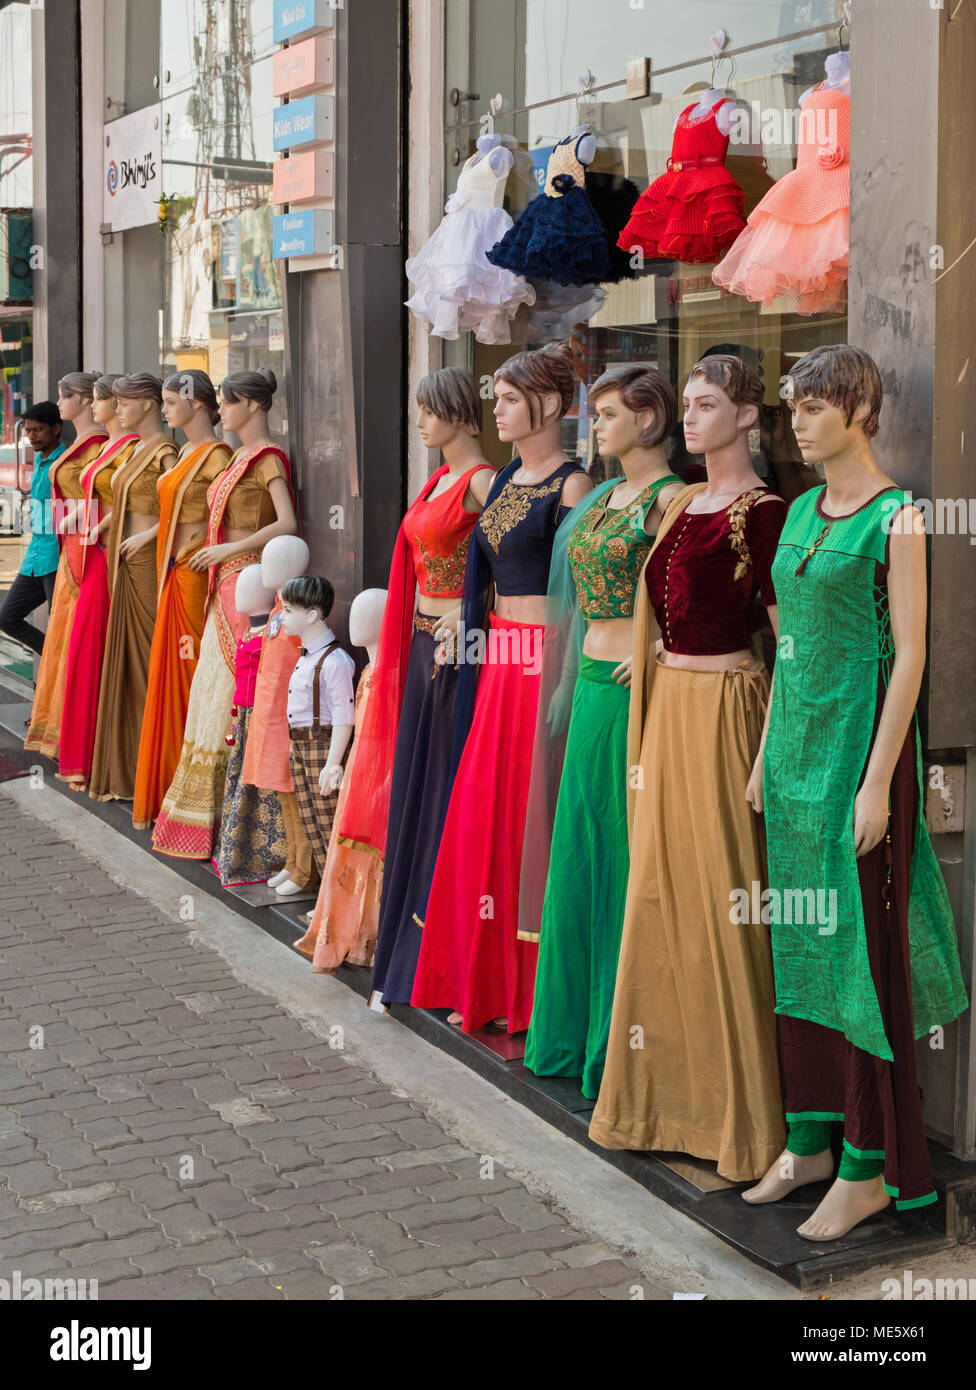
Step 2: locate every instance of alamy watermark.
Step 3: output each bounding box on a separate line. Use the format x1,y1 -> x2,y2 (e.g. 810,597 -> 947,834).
730,881 -> 838,936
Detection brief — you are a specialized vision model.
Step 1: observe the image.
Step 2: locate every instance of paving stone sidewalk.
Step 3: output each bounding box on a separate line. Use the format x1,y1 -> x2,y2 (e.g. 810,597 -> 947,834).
0,791 -> 652,1300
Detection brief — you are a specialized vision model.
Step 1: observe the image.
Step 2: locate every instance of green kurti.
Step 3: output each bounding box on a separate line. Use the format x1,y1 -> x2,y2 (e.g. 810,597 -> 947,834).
764,485 -> 967,1061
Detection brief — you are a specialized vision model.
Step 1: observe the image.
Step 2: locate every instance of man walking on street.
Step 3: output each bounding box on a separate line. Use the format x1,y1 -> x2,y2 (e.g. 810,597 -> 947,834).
0,401 -> 66,656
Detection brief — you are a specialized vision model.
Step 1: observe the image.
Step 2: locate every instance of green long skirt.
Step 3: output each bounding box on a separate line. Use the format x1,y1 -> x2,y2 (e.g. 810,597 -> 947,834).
525,655 -> 631,1099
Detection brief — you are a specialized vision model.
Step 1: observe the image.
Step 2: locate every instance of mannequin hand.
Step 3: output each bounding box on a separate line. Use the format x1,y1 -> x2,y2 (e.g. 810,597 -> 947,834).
119,528 -> 155,558
318,763 -> 343,795
611,654 -> 634,688
189,542 -> 234,572
745,752 -> 764,813
853,782 -> 889,858
546,676 -> 576,737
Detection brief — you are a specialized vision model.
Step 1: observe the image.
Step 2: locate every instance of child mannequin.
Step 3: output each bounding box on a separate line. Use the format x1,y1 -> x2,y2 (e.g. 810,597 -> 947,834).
281,574 -> 356,887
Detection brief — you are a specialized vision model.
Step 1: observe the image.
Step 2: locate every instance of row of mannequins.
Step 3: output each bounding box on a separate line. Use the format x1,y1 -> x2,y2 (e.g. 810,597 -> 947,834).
29,342 -> 966,1247
406,52 -> 851,343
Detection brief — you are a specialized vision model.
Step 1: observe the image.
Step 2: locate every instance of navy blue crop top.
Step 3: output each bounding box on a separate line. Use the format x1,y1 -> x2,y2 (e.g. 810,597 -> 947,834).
474,460 -> 584,596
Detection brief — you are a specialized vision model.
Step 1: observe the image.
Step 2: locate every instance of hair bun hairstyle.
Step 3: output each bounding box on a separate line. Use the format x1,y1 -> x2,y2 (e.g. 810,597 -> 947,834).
258,367 -> 278,394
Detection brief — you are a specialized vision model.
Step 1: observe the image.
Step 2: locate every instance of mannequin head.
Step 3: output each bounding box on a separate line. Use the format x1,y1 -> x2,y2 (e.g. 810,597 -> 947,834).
235,564 -> 277,617
590,365 -> 677,460
280,574 -> 335,642
219,368 -> 277,437
682,354 -> 763,454
112,373 -> 165,434
348,588 -> 387,652
162,369 -> 220,433
783,344 -> 882,465
493,342 -> 576,444
57,371 -> 100,424
261,535 -> 310,592
416,368 -> 482,450
91,374 -> 122,429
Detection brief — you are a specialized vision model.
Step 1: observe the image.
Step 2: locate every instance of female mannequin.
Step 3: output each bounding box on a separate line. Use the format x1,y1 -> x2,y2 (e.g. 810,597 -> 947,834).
294,587 -> 387,972
89,373 -> 178,803
24,372 -> 107,759
588,353 -> 786,1182
744,344 -> 966,1237
340,369 -> 493,1006
153,368 -> 297,861
523,366 -> 684,1097
242,535 -> 315,898
131,371 -> 233,827
411,343 -> 593,1034
214,565 -> 289,886
57,377 -> 141,789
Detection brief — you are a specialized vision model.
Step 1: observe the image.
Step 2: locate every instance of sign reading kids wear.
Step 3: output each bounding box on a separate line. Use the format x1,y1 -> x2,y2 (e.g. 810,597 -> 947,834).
103,105 -> 163,233
271,0 -> 338,268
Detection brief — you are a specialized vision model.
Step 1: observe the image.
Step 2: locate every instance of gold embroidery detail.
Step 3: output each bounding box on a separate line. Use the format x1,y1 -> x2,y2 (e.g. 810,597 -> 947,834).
478,475 -> 564,554
413,612 -> 442,636
416,532 -> 471,596
727,488 -> 768,582
567,489 -> 656,620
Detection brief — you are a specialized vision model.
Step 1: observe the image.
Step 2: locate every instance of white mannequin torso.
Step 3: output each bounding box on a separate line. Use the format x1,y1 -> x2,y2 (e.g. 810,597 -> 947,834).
677,88 -> 737,136
801,53 -> 851,106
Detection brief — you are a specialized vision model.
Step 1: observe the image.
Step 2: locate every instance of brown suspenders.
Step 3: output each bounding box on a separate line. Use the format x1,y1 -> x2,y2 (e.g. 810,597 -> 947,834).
311,639 -> 341,736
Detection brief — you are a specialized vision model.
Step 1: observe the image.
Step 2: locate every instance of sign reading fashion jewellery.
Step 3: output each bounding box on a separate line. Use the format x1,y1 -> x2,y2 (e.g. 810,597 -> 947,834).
272,208 -> 334,259
273,0 -> 336,43
103,105 -> 163,233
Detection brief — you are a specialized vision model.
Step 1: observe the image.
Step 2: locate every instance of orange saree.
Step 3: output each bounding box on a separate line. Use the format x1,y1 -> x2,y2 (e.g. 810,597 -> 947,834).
132,439 -> 232,829
24,429 -> 107,759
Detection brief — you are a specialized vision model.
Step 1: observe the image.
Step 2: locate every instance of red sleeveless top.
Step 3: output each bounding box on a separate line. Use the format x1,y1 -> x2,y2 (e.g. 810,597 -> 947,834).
406,464 -> 490,600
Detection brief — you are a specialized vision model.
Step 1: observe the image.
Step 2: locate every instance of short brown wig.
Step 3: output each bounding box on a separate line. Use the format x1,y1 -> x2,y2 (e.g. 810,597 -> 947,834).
494,341 -> 577,430
164,369 -> 220,425
58,371 -> 101,400
590,365 -> 678,447
784,344 -> 883,438
92,374 -> 122,402
687,354 -> 764,410
416,367 -> 483,433
112,372 -> 164,405
221,367 -> 278,413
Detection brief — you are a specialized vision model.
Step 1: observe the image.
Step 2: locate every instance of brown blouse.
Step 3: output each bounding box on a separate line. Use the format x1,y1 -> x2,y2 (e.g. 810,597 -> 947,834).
122,442 -> 177,515
221,453 -> 289,531
169,445 -> 233,522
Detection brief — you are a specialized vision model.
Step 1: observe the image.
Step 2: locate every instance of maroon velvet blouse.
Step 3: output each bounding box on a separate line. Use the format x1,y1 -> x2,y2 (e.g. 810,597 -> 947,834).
645,488 -> 786,655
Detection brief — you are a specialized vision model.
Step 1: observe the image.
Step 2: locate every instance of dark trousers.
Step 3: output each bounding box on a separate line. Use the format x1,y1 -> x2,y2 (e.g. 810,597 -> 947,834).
0,569 -> 57,656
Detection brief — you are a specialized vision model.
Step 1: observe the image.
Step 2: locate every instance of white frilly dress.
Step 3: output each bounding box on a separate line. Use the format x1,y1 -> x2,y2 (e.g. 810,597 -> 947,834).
405,139 -> 536,345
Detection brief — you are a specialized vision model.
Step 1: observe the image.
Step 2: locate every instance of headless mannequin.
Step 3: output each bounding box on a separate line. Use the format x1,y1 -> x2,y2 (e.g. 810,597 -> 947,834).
257,535 -> 313,897
161,385 -> 222,557
744,379 -> 925,1242
679,88 -> 737,136
665,374 -> 780,673
563,122 -> 596,167
299,586 -> 387,928
55,387 -> 104,536
112,395 -> 170,558
800,51 -> 851,106
470,132 -> 513,178
234,564 -> 276,635
280,596 -> 355,793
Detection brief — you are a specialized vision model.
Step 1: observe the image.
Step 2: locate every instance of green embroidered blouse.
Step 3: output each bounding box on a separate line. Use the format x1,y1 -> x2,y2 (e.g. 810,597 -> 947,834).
566,473 -> 683,621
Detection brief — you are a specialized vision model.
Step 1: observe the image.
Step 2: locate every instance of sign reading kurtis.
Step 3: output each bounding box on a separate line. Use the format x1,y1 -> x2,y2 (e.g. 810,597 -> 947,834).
103,105 -> 163,233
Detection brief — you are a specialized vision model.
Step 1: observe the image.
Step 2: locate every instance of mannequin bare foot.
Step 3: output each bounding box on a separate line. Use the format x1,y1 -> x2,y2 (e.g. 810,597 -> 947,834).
447,1011 -> 463,1025
796,1176 -> 890,1241
741,1147 -> 834,1204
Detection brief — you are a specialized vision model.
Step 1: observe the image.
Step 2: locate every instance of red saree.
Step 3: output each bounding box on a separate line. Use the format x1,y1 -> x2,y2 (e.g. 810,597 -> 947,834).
57,433 -> 140,788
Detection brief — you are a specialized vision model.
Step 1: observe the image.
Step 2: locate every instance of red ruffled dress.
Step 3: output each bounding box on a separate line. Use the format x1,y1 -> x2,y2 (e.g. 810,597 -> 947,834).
617,98 -> 745,264
712,83 -> 849,314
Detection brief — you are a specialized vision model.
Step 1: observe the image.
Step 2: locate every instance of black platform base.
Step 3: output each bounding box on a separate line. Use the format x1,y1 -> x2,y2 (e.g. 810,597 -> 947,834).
1,695 -> 971,1290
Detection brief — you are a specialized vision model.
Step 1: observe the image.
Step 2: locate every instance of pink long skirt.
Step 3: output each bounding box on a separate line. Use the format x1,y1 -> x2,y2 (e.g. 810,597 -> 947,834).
58,545 -> 111,789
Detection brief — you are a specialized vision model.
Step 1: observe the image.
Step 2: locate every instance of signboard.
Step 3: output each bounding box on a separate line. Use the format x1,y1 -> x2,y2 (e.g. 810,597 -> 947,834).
272,208 -> 334,260
273,0 -> 335,43
103,105 -> 163,232
272,94 -> 334,152
273,34 -> 334,97
272,149 -> 333,205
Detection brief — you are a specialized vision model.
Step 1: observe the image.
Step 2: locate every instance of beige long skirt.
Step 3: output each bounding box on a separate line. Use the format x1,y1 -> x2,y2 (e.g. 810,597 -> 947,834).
588,657 -> 785,1182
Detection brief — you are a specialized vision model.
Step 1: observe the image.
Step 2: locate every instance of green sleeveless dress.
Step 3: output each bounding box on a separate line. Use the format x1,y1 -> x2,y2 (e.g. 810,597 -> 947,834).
524,473 -> 683,1099
764,485 -> 967,1061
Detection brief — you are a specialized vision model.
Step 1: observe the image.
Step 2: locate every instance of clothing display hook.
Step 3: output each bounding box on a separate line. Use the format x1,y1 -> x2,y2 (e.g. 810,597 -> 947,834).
838,1 -> 852,48
479,93 -> 504,138
710,28 -> 732,88
577,69 -> 596,128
